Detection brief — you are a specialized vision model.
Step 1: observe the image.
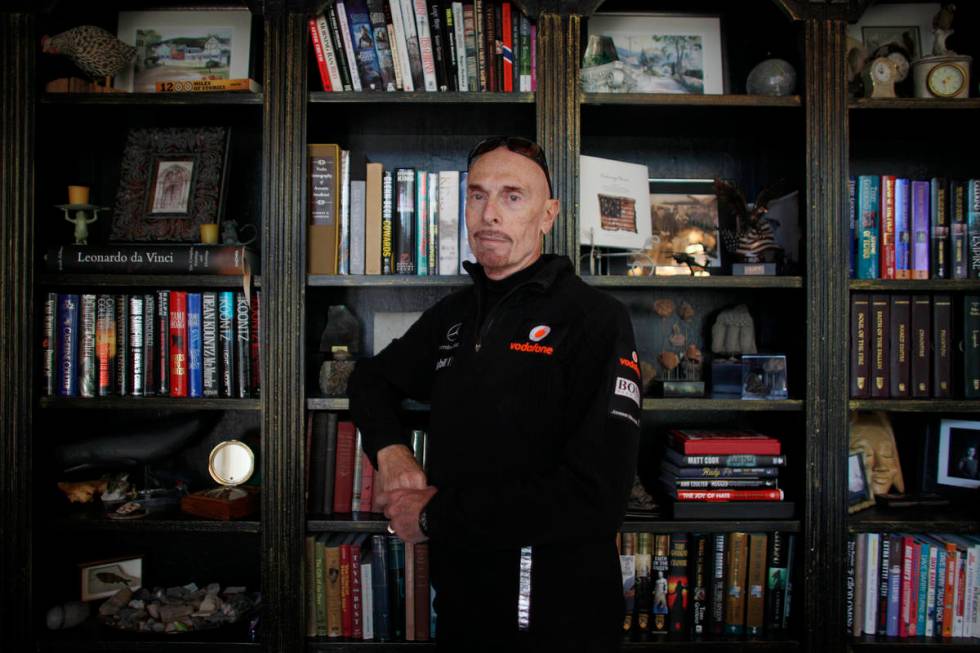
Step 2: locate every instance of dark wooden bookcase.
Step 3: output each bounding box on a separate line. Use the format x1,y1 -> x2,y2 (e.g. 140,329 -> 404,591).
3,1 -> 978,652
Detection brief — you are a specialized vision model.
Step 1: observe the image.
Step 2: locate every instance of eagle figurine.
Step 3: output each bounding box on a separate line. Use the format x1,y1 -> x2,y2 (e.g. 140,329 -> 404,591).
41,25 -> 136,88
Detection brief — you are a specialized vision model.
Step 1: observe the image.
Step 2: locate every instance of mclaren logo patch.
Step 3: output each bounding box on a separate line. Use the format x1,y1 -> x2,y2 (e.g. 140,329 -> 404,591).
446,322 -> 462,343
614,376 -> 641,407
528,325 -> 551,342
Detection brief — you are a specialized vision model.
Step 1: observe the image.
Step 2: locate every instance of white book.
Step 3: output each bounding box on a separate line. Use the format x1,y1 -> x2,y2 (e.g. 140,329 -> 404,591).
350,180 -> 367,275
397,0 -> 424,91
360,560 -> 373,640
388,0 -> 413,91
926,540 -> 938,637
864,532 -> 880,636
967,543 -> 979,637
427,171 -> 439,275
438,171 -> 460,275
578,154 -> 652,250
411,0 -> 438,91
383,5 -> 405,91
338,150 -> 352,274
316,15 -> 344,91
452,2 -> 467,91
973,542 -> 980,638
335,2 -> 363,91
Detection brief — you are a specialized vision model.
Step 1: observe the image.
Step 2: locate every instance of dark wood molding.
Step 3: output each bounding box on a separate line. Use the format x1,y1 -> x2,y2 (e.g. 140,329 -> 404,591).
513,1 -> 603,19
0,10 -> 34,648
261,7 -> 308,652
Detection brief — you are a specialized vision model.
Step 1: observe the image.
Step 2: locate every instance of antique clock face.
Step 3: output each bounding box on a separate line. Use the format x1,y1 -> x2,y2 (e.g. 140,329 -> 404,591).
864,57 -> 898,98
927,63 -> 966,97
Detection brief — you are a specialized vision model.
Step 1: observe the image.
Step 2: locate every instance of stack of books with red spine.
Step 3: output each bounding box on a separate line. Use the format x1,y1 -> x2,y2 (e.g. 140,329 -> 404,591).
659,429 -> 792,519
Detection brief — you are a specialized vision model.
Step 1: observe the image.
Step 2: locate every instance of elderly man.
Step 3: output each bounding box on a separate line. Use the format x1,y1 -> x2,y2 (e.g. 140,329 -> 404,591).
348,136 -> 640,650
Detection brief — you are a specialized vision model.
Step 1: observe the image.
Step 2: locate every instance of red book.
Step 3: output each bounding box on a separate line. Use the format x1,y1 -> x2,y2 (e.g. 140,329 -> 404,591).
350,534 -> 365,639
309,17 -> 333,91
249,291 -> 260,394
880,175 -> 896,279
169,291 -> 188,397
413,542 -> 430,641
899,535 -> 913,638
358,452 -> 375,512
333,421 -> 357,514
500,2 -> 513,92
669,430 -> 781,456
674,489 -> 784,502
405,541 -> 415,641
339,539 -> 353,638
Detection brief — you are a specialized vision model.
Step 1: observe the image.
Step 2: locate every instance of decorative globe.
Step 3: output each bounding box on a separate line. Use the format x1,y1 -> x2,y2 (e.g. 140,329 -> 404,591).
746,58 -> 797,96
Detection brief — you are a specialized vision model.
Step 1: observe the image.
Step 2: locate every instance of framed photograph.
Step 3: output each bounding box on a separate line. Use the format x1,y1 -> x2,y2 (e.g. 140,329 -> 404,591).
741,354 -> 788,400
111,127 -> 231,242
579,155 -> 652,251
937,419 -> 980,489
846,3 -> 940,59
79,556 -> 142,602
114,9 -> 253,93
581,13 -> 726,94
861,25 -> 921,59
648,179 -> 722,275
848,448 -> 876,514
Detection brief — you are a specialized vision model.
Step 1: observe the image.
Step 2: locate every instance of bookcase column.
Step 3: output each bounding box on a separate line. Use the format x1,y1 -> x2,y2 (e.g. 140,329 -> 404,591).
261,4 -> 308,652
0,9 -> 35,648
535,12 -> 581,260
803,8 -> 849,653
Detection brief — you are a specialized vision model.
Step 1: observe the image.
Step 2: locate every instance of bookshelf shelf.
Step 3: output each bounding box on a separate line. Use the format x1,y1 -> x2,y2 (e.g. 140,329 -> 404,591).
848,506 -> 980,534
584,276 -> 804,290
306,397 -> 428,411
308,518 -> 802,534
39,397 -> 260,411
40,92 -> 263,106
307,275 -> 469,288
309,91 -> 534,104
306,639 -> 801,651
581,93 -> 802,108
305,398 -> 804,412
38,642 -> 261,652
847,400 -> 980,413
849,638 -> 980,651
38,274 -> 258,289
848,280 -> 980,292
848,97 -> 980,111
48,514 -> 261,534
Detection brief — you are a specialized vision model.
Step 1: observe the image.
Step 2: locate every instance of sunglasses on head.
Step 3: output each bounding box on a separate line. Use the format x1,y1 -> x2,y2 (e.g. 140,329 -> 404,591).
467,136 -> 554,199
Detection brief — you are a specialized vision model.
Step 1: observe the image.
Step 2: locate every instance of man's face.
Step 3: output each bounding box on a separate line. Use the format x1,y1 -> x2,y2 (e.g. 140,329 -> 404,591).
465,145 -> 559,280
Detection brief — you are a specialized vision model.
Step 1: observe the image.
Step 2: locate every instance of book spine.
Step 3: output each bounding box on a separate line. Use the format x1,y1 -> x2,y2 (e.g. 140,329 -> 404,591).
383,0 -> 406,90
142,293 -> 155,396
670,433 -> 781,456
426,1 -> 450,90
851,294 -> 870,397
668,533 -> 689,636
620,532 -> 636,636
157,290 -> 169,395
326,5 -> 355,90
235,292 -> 251,398
366,0 -> 397,90
459,171 -> 475,265
438,170 -> 460,275
853,534 -> 866,636
651,534 -> 669,635
951,180 -> 969,279
339,149 -> 351,274
889,295 -> 910,398
963,295 -> 980,398
877,534 -> 890,636
519,13 -> 531,91
634,532 -> 652,635
250,292 -> 260,395
415,170 -> 428,275
336,2 -> 365,91
351,431 -> 364,512
885,534 -> 902,637
340,543 -> 353,638
724,532 -> 748,635
710,533 -> 726,634
169,291 -> 187,397
931,177 -> 950,278
397,0 -> 425,90
911,180 -> 930,279
452,3 -> 467,91
899,535 -> 913,638
350,179 -> 366,275
115,294 -> 129,396
325,541 -> 342,637
187,293 -> 202,398
473,0 -> 486,90
674,488 -> 784,501
310,17 -> 333,91
857,175 -> 880,279
395,168 -> 417,274
933,295 -> 953,397
667,478 -> 778,489
56,294 -> 79,396
926,540 -> 939,637
95,294 -> 115,396
351,541 -> 364,639
916,540 -> 929,636
500,1 -> 513,92
78,294 -> 96,398
317,15 -> 345,91
361,553 -> 374,640
895,178 -> 911,279
42,292 -> 57,396
44,245 -> 252,275
413,541 -> 430,640
691,533 -> 709,635
371,535 -> 391,641
746,532 -> 768,636
871,294 -> 890,398
387,537 -> 406,639
427,171 -> 439,274
333,421 -> 356,513
443,5 -> 459,91
218,291 -> 235,398
850,177 -> 856,277
768,531 -> 789,631
936,541 -> 949,636
128,295 -> 144,396
358,450 -> 375,512
880,175 -> 896,279
483,0 -> 496,91
864,533 -> 880,636
412,0 -> 439,90
201,292 -> 219,397
970,180 -> 980,279
665,450 -> 787,467
381,169 -> 395,274
911,296 -> 931,398
313,537 -> 328,636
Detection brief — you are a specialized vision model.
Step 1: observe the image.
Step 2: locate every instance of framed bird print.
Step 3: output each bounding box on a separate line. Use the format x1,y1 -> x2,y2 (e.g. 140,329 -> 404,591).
80,555 -> 142,601
114,9 -> 253,93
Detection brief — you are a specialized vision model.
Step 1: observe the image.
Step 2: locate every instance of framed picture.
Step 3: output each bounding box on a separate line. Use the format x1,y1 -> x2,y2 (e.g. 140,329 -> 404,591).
937,419 -> 980,489
79,555 -> 142,602
581,13 -> 726,94
741,354 -> 788,400
579,155 -> 652,250
848,448 -> 876,513
111,127 -> 231,242
114,9 -> 253,93
846,3 -> 940,59
861,25 -> 921,59
648,179 -> 722,275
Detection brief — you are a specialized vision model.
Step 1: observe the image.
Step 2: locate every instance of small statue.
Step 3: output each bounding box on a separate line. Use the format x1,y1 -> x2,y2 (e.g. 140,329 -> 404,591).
319,305 -> 362,396
932,3 -> 957,56
711,305 -> 757,357
850,412 -> 905,496
65,209 -> 98,245
715,179 -> 786,265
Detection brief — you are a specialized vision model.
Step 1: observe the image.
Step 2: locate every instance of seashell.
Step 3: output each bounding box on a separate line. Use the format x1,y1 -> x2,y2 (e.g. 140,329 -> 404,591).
658,351 -> 679,370
678,302 -> 695,321
653,298 -> 675,317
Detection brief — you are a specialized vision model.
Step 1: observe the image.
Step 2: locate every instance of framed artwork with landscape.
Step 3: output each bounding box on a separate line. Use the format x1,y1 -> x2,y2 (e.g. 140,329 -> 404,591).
581,13 -> 726,94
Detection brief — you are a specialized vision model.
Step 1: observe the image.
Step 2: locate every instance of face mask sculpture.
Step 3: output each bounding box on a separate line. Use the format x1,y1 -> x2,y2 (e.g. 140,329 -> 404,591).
849,411 -> 905,496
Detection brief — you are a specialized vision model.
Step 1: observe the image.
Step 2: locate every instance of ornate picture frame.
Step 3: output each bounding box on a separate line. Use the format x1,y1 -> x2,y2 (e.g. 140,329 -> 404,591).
111,127 -> 230,242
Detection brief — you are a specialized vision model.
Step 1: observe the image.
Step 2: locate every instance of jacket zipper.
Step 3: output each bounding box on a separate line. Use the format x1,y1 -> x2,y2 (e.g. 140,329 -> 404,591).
474,281 -> 538,352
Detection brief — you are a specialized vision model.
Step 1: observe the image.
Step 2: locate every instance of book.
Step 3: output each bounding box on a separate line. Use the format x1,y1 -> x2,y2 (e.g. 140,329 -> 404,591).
387,537 -> 406,639
365,0 -> 397,90
746,532 -> 768,636
710,533 -> 726,635
181,293 -> 198,397
427,171 -> 438,274
783,534 -> 796,630
370,534 -> 391,641
951,179 -> 969,279
44,244 -> 254,275
411,0 -> 439,91
308,144 -> 342,275
849,176 -> 856,277
911,296 -> 931,398
95,294 -> 115,396
895,177 -> 911,279
385,0 -> 410,90
326,4 -> 356,91
153,77 -> 261,93
500,1 -> 513,92
201,292 -> 219,397
963,295 -> 980,398
885,534 -> 902,637
870,295 -> 889,398
361,546 -> 374,640
115,295 -> 129,396
395,168 -> 417,274
452,3 -> 467,90
168,291 -> 187,397
235,292 -> 251,398
889,295 -> 910,398
931,177 -> 950,278
142,293 -> 156,396
856,175 -> 880,279
864,532 -> 880,636
350,179 -> 367,275
365,163 -> 384,275
620,532 -> 636,635
932,295 -> 952,398
663,448 -> 787,468
397,0 -> 426,90
415,170 -> 429,275
970,179 -> 980,279
438,170 -> 460,275
218,291 -> 235,397
78,294 -> 96,397
426,0 -> 451,90
651,534 -> 669,635
404,540 -> 415,640
56,294 -> 79,397
877,533 -> 890,635
691,533 -> 709,635
671,488 -> 784,502
413,541 -> 430,640
312,16 -> 341,92
768,531 -> 789,632
350,533 -> 368,639
661,461 -> 781,478
850,294 -> 870,397
852,534 -> 865,636
519,13 -> 531,91
325,533 -> 344,638
661,476 -> 778,489
338,150 -> 352,275
724,532 -> 748,635
42,293 -> 57,396
336,2 -> 365,92
669,429 -> 780,456
880,175 -> 896,279
313,534 -> 329,636
339,535 -> 354,638
634,532 -> 652,634
156,291 -> 170,395
667,533 -> 689,636
333,421 -> 357,513
911,180 -> 930,279
382,169 -> 395,273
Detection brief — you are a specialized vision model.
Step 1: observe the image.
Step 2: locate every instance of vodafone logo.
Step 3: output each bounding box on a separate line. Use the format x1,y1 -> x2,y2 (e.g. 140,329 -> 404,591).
632,350 -> 638,363
528,325 -> 551,342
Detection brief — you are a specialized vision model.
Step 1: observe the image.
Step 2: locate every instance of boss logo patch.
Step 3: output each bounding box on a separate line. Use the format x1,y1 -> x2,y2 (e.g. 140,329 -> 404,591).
614,376 -> 641,407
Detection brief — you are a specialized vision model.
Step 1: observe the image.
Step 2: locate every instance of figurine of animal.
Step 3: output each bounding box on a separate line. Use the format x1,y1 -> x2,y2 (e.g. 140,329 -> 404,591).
41,25 -> 136,88
715,179 -> 785,264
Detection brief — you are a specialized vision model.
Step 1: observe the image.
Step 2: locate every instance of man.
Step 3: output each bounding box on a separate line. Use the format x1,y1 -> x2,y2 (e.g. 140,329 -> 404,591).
957,444 -> 978,479
348,136 -> 640,650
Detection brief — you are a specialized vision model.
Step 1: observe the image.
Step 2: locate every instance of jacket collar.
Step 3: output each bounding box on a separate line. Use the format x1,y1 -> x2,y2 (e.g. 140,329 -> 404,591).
463,254 -> 572,292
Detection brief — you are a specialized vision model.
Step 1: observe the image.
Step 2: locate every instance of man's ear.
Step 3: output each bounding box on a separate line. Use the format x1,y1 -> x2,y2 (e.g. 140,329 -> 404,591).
540,198 -> 559,234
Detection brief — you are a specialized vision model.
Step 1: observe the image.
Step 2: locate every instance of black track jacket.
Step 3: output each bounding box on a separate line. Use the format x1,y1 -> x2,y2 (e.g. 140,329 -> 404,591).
348,254 -> 641,645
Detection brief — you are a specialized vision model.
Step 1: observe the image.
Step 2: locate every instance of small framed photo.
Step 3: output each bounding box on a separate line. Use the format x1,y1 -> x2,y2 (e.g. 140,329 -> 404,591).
79,556 -> 142,602
937,419 -> 980,489
114,9 -> 253,93
581,13 -> 726,94
579,155 -> 652,250
741,354 -> 788,400
648,179 -> 722,275
848,448 -> 876,513
111,127 -> 231,242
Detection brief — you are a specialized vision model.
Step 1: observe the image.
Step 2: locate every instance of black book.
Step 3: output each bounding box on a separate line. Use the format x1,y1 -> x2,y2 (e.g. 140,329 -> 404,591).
668,533 -> 689,636
950,179 -> 969,279
663,448 -> 787,468
42,292 -> 57,397
326,4 -> 354,91
709,533 -> 726,635
235,291 -> 251,398
426,0 -> 452,90
911,296 -> 931,398
889,295 -> 910,398
870,295 -> 890,398
661,461 -> 781,478
671,501 -> 795,520
394,168 -> 416,274
201,292 -> 219,397
156,290 -> 170,396
933,294 -> 953,398
218,291 -> 236,398
128,295 -> 144,396
691,533 -> 709,636
78,294 -> 97,398
876,534 -> 889,636
931,177 -> 950,278
963,295 -> 980,398
142,293 -> 156,396
850,294 -> 870,398
767,531 -> 789,631
442,3 -> 459,90
115,294 -> 129,396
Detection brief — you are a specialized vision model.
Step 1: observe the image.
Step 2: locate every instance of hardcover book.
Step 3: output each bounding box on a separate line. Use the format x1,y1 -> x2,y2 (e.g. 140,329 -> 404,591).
745,532 -> 768,636
128,295 -> 145,396
668,429 -> 781,456
932,295 -> 953,398
386,0 -> 412,91
634,532 -> 652,635
963,295 -> 980,398
661,461 -> 781,478
235,292 -> 251,398
156,291 -> 170,395
768,531 -> 789,631
218,291 -> 236,397
397,0 -> 426,90
724,532 -> 748,635
671,488 -> 784,502
880,175 -> 896,279
168,291 -> 187,398
667,533 -> 689,636
870,295 -> 890,398
325,533 -> 344,637
79,294 -> 96,398
95,294 -> 115,396
911,180 -> 930,279
308,144 -> 342,275
44,244 -> 255,275
889,295 -> 910,398
969,179 -> 980,279
895,177 -> 911,279
201,292 -> 219,397
326,4 -> 357,91
620,532 -> 636,635
142,293 -> 156,396
395,168 -> 417,274
370,534 -> 391,641
411,0 -> 439,91
333,421 -> 357,514
115,295 -> 129,396
651,534 -> 669,635
663,448 -> 787,468
415,170 -> 428,275
42,293 -> 57,396
931,177 -> 950,278
365,163 -> 384,275
710,533 -> 726,635
950,180 -> 969,279
57,294 -> 79,397
438,170 -> 460,275
187,293 -> 202,398
386,537 -> 406,639
850,294 -> 870,397
856,175 -> 880,280
309,17 -> 333,91
365,0 -> 397,90
691,533 -> 709,635
911,296 -> 931,398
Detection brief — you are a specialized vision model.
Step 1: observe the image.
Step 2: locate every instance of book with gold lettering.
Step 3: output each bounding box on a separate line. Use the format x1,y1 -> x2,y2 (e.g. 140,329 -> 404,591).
44,244 -> 255,275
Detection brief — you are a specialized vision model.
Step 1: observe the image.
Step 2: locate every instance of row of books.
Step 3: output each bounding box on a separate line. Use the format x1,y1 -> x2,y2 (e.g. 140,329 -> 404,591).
850,176 -> 980,280
620,530 -> 795,639
310,1 -> 534,93
308,144 -> 476,276
846,532 -> 980,639
660,430 -> 787,504
306,412 -> 427,516
850,293 -> 980,399
42,291 -> 260,399
305,532 -> 433,641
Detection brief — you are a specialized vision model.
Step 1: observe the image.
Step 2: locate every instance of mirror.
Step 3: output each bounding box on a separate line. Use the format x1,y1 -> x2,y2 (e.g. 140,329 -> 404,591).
208,440 -> 254,487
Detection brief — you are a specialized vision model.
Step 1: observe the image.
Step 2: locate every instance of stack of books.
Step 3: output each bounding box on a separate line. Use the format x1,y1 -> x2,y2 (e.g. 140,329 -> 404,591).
659,429 -> 791,519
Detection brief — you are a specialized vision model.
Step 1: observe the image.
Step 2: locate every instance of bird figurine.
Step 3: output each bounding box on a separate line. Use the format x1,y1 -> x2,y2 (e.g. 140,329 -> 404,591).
41,25 -> 136,89
932,3 -> 956,55
715,178 -> 785,265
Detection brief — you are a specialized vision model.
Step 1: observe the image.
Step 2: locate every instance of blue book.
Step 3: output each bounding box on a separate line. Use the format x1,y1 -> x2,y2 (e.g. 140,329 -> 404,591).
370,534 -> 391,641
857,175 -> 880,279
885,534 -> 902,637
344,0 -> 385,90
968,179 -> 980,279
56,293 -> 80,396
218,291 -> 236,398
894,178 -> 911,279
848,176 -> 856,278
187,292 -> 203,398
915,537 -> 930,637
416,170 -> 428,276
911,180 -> 930,279
386,537 -> 406,639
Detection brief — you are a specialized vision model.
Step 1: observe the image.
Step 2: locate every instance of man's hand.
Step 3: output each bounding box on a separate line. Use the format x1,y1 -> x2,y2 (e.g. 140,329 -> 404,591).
378,486 -> 437,544
376,443 -> 427,491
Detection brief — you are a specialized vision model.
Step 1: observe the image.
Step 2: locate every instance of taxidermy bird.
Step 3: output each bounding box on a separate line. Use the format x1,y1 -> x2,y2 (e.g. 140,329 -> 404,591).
932,3 -> 956,55
41,25 -> 136,88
